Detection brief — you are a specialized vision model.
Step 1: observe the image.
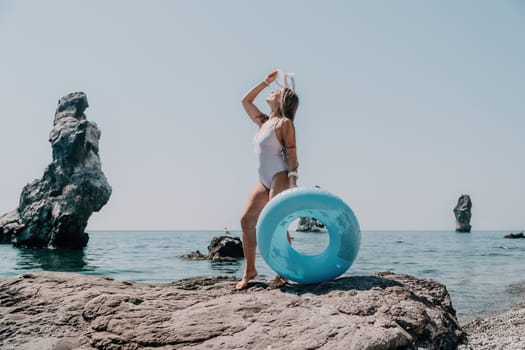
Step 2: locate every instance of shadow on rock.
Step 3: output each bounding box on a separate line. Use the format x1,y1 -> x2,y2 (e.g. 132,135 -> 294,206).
280,275 -> 403,295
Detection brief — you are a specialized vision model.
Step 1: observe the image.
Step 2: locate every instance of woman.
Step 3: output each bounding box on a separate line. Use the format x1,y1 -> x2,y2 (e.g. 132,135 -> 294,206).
236,69 -> 300,291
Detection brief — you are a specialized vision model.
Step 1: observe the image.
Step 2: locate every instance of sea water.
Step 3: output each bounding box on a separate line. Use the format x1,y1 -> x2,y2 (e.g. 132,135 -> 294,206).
0,230 -> 524,324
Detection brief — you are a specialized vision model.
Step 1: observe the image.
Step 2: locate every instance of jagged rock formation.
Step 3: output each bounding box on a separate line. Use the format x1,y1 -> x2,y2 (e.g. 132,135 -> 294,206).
0,272 -> 465,349
296,217 -> 327,232
454,194 -> 472,233
183,235 -> 244,260
0,92 -> 111,248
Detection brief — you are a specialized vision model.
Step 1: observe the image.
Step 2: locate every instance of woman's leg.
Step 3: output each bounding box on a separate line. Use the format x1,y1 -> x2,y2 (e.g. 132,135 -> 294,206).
235,181 -> 270,290
267,171 -> 292,289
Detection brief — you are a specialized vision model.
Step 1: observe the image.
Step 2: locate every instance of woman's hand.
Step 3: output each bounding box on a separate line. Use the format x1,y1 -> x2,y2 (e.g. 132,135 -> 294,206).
264,70 -> 279,85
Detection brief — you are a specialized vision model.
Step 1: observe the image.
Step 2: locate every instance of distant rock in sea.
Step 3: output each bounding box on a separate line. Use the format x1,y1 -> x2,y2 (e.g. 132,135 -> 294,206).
504,232 -> 525,239
454,194 -> 472,233
296,217 -> 327,232
0,271 -> 465,349
183,235 -> 244,260
0,92 -> 111,249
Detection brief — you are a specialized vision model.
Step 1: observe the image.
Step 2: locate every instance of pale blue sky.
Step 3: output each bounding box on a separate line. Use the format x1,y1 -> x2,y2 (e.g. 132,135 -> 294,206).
1,1 -> 524,231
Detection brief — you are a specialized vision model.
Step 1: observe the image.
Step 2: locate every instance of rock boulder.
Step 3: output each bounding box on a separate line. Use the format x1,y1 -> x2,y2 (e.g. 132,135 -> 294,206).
207,235 -> 244,259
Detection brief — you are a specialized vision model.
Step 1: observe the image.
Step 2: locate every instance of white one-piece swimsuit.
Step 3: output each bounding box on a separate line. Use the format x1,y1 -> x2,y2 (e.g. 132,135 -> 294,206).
253,119 -> 288,189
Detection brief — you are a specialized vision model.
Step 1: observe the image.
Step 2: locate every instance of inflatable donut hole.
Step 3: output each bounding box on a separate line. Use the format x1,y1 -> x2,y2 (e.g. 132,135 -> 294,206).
257,187 -> 361,284
287,217 -> 330,256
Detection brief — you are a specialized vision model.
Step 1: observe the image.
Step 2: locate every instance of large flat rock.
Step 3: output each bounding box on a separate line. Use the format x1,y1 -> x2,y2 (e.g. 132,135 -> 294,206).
0,272 -> 464,349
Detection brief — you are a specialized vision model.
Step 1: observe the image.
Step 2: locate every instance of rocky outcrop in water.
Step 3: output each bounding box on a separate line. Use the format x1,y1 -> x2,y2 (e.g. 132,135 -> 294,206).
0,92 -> 111,248
0,271 -> 465,349
297,217 -> 327,232
504,232 -> 525,239
208,235 -> 243,259
454,194 -> 472,233
183,235 -> 244,260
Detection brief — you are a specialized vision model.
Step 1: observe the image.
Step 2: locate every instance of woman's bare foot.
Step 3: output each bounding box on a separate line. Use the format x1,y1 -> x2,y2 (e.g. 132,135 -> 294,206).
267,275 -> 288,290
235,271 -> 258,291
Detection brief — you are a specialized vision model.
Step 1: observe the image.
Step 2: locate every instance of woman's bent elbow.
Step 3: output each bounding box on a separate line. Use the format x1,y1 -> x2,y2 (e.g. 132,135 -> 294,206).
241,94 -> 255,104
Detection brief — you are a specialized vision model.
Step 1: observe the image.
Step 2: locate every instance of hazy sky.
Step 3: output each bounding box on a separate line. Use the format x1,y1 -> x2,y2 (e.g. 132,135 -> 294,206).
1,1 -> 524,231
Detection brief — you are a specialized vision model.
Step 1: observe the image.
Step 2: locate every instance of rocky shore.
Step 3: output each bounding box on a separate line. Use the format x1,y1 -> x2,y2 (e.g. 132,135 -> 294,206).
2,271 -> 523,349
1,271 -> 465,349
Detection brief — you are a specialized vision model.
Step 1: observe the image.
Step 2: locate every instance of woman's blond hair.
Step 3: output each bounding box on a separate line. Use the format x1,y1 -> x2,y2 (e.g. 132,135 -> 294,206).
278,88 -> 299,121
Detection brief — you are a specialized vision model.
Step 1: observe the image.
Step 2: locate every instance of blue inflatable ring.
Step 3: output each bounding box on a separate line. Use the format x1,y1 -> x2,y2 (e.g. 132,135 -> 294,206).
256,187 -> 361,284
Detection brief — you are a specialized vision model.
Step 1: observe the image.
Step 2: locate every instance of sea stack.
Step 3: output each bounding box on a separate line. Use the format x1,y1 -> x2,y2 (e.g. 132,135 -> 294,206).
0,92 -> 111,248
454,194 -> 472,233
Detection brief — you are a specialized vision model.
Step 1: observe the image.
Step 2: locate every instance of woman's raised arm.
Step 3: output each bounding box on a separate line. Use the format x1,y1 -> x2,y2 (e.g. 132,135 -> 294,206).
241,70 -> 278,126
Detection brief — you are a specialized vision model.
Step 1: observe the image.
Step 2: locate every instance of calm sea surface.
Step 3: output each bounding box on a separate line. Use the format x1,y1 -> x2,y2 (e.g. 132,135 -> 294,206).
1,230 -> 524,324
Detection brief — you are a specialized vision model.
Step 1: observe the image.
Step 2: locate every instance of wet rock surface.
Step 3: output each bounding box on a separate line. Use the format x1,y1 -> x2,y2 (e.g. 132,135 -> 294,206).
0,92 -> 111,248
0,271 -> 464,349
